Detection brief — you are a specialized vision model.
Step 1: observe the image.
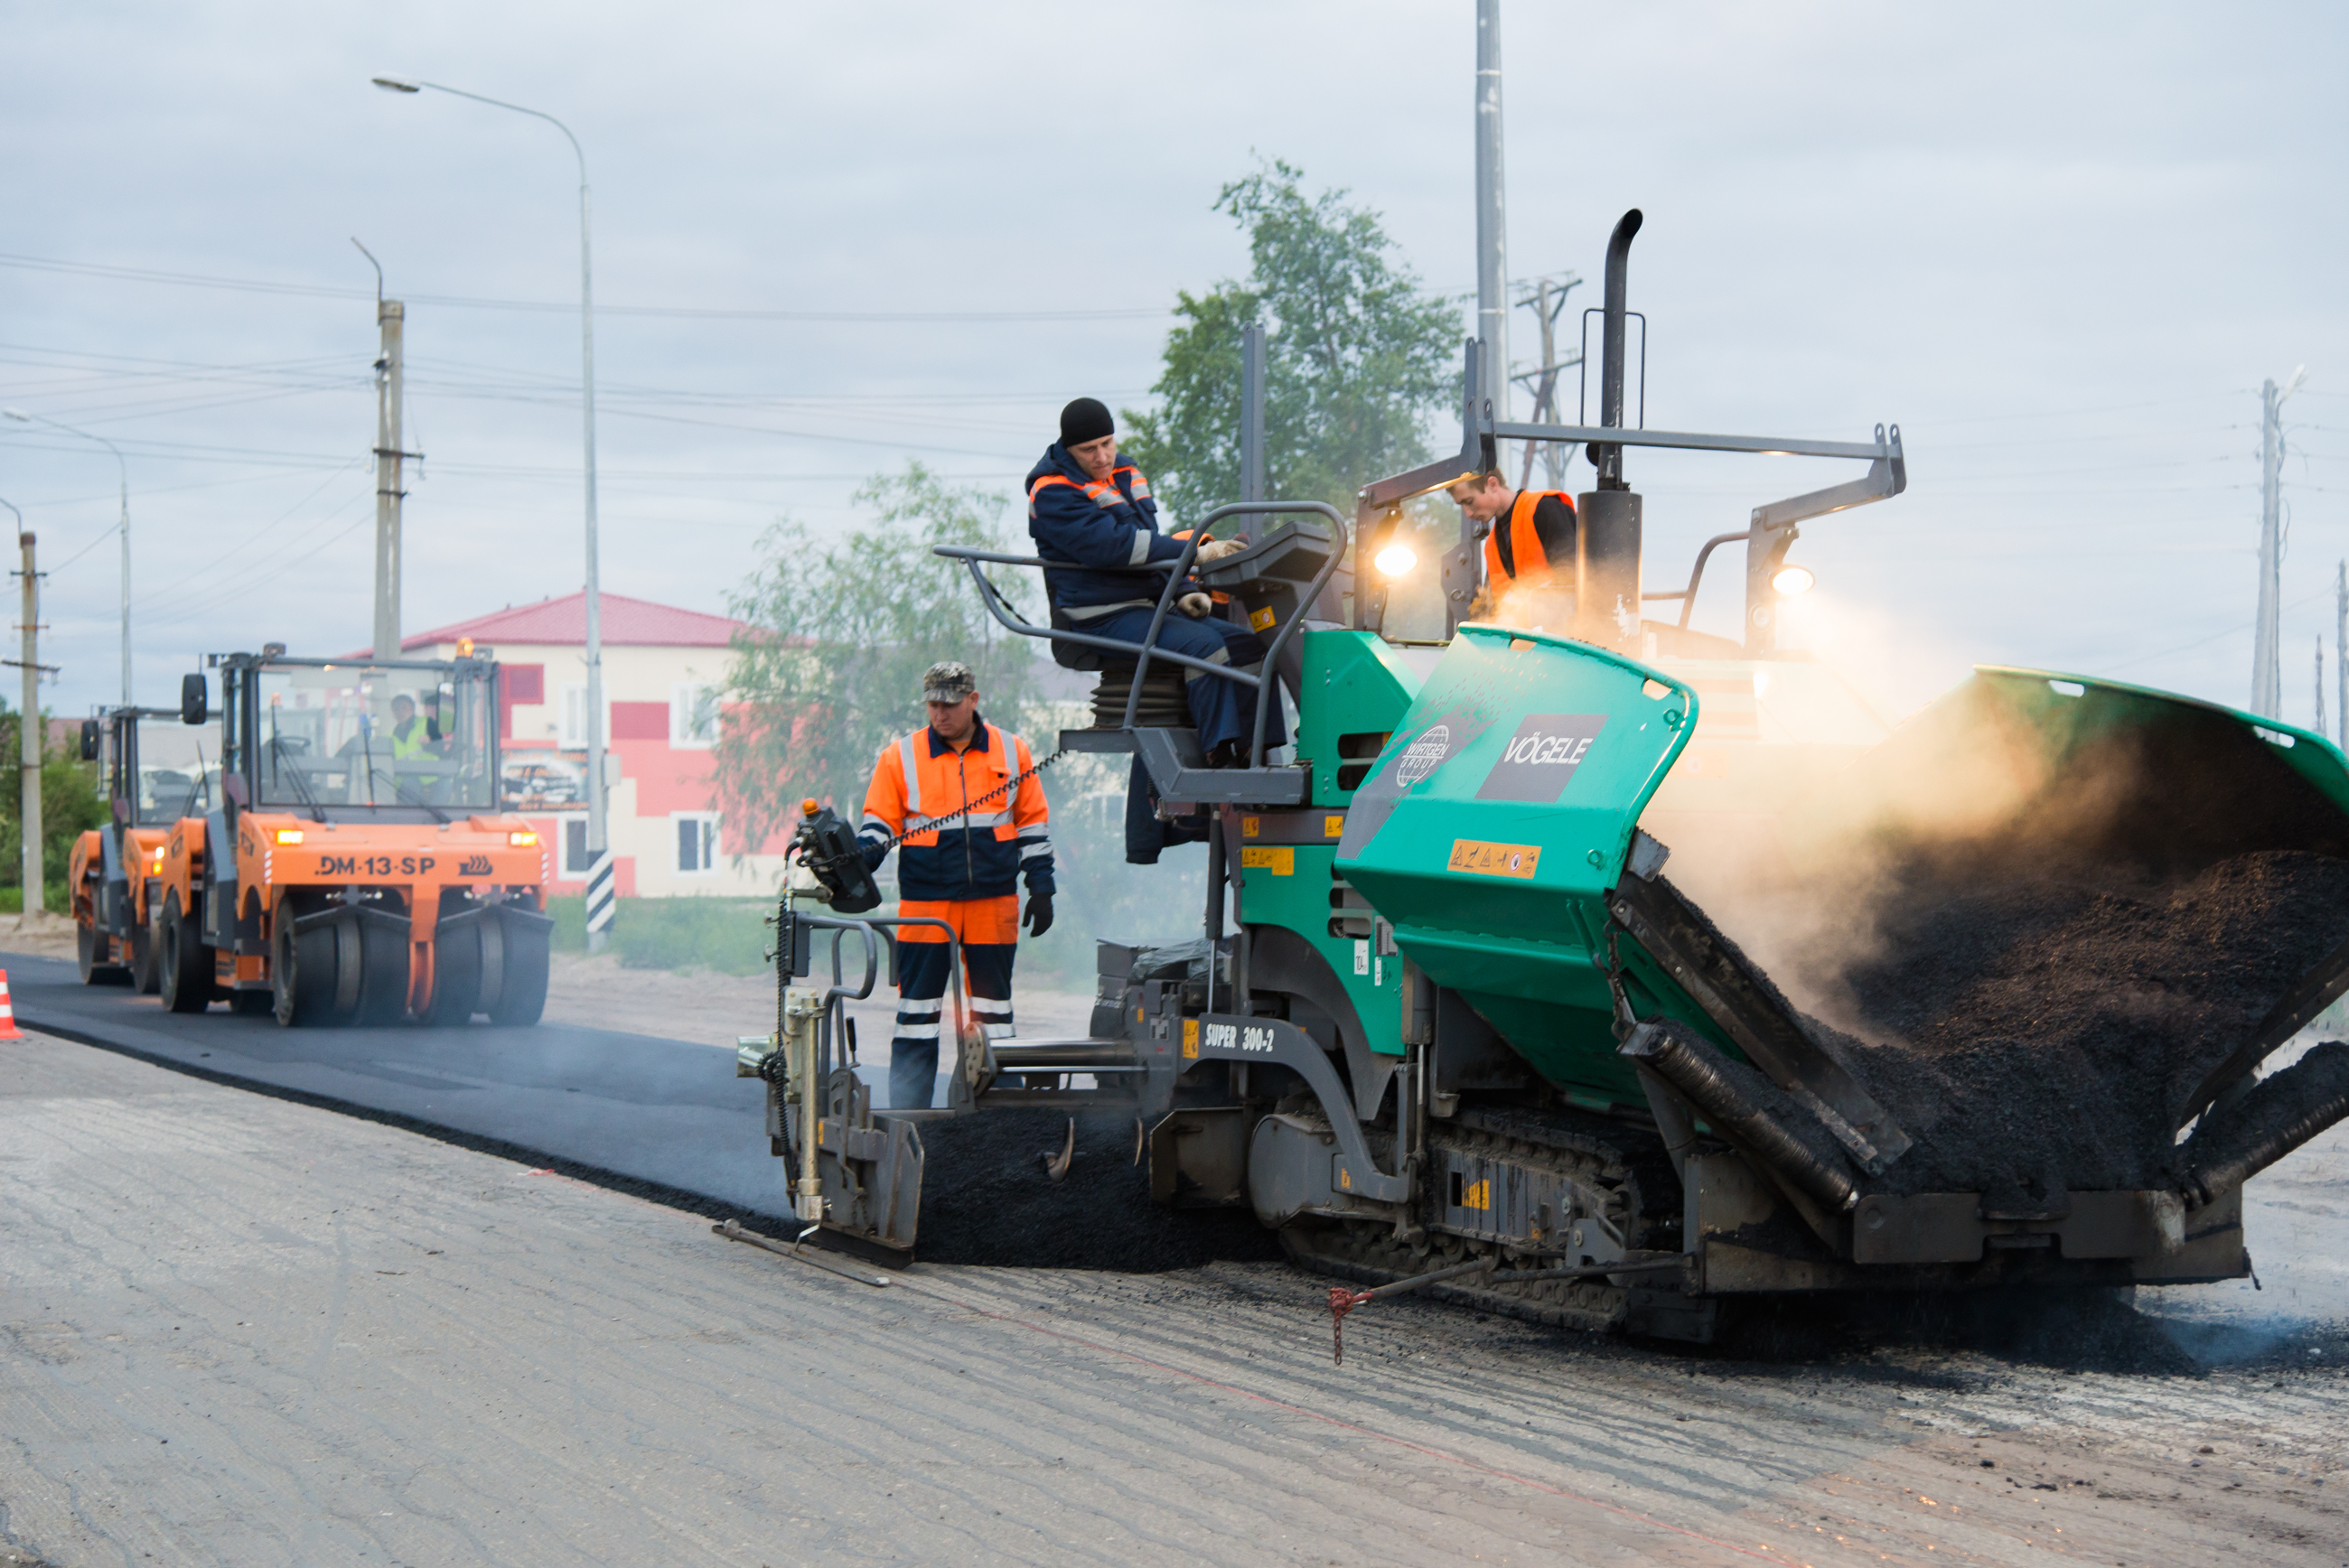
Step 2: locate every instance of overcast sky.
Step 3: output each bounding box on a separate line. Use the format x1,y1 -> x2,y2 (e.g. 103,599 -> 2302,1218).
5,1 -> 2346,724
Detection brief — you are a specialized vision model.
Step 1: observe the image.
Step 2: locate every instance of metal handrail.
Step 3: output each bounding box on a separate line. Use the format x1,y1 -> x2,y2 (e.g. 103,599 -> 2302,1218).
934,497 -> 1347,770
939,549 -> 1244,686
1203,502 -> 1348,768
1640,529 -> 1750,630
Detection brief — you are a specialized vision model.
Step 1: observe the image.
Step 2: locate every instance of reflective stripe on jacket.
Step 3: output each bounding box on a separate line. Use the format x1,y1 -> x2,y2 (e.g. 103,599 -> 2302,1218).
857,716 -> 1054,902
1483,489 -> 1578,589
1025,443 -> 1189,618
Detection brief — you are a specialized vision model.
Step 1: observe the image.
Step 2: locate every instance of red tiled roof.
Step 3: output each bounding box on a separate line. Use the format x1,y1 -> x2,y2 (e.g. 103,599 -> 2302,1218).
379,591 -> 748,653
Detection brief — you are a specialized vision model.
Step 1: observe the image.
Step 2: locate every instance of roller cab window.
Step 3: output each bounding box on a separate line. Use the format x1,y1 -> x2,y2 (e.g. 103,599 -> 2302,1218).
256,661 -> 496,813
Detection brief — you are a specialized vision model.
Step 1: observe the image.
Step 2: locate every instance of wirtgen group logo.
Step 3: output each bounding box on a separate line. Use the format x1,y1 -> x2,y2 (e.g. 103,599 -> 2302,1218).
1395,723 -> 1451,786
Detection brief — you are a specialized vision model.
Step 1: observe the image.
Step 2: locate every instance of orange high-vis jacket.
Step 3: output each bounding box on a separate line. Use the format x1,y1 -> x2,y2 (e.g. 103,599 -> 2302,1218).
857,718 -> 1053,902
1483,488 -> 1579,590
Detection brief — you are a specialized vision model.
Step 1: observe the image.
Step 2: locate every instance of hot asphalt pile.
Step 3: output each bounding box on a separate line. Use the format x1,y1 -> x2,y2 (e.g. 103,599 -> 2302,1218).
1821,848 -> 2349,1198
912,1108 -> 1282,1271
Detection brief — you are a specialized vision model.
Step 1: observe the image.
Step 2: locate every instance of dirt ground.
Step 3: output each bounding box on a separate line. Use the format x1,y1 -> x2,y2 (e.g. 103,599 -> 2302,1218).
0,913 -> 75,965
4,1030 -> 2345,1566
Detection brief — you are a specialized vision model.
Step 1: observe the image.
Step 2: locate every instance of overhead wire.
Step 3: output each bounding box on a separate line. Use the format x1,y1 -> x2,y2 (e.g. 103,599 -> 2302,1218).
0,250 -> 1174,322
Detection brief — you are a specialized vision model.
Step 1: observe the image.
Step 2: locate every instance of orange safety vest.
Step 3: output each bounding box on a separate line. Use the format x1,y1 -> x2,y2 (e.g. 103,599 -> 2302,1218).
861,719 -> 1052,906
1483,489 -> 1577,589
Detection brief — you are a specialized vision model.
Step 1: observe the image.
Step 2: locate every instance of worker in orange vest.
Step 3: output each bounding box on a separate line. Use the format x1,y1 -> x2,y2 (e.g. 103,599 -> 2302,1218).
857,661 -> 1054,1109
1446,471 -> 1579,617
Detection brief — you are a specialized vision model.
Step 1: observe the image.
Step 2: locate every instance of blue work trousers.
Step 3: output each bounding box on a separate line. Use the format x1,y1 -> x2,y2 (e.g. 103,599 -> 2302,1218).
889,939 -> 1015,1110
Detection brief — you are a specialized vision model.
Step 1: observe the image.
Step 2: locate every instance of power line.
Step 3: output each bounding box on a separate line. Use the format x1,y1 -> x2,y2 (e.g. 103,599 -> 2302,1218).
0,250 -> 1173,323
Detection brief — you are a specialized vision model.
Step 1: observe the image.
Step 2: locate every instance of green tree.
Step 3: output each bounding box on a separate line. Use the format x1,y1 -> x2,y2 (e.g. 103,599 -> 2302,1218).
714,462 -> 1038,859
1119,159 -> 1465,528
0,710 -> 106,904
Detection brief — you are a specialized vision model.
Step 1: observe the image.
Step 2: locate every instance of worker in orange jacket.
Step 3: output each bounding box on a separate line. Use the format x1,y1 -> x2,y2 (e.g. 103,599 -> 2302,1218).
857,661 -> 1053,1109
1446,471 -> 1579,621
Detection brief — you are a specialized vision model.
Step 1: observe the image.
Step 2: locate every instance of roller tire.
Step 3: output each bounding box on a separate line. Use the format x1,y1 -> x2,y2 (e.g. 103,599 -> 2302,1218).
485,919 -> 549,1028
128,915 -> 160,995
428,922 -> 482,1025
354,918 -> 410,1027
158,897 -> 217,1013
272,910 -> 354,1029
76,920 -> 129,985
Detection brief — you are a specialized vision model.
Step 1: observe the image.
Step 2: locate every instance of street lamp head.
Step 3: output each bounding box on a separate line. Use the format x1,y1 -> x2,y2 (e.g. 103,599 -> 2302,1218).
371,76 -> 422,93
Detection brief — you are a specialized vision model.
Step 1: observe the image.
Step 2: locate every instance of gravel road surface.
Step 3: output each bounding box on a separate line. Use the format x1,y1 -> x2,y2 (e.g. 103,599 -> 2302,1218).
5,963 -> 2349,1563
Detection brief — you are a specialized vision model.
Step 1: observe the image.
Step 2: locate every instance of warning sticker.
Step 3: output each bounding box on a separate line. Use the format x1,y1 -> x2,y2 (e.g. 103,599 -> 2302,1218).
1446,839 -> 1542,880
1240,846 -> 1294,875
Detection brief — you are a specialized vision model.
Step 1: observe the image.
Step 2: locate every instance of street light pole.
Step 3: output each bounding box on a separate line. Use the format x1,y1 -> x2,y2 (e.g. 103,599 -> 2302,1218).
374,75 -> 610,948
5,408 -> 128,707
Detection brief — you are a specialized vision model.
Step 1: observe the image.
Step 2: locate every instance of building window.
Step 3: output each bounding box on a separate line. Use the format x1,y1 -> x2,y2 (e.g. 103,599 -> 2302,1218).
672,683 -> 717,749
561,817 -> 598,879
674,813 -> 718,873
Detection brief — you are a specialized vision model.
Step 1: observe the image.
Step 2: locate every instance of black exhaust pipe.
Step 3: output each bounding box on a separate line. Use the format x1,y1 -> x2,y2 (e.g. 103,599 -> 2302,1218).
2178,1041 -> 2349,1209
1594,208 -> 1642,486
1576,209 -> 1643,649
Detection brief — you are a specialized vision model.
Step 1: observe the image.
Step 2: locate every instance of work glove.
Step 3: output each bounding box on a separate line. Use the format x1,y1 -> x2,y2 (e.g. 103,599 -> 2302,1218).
1177,592 -> 1214,617
1022,888 -> 1054,938
1193,537 -> 1249,565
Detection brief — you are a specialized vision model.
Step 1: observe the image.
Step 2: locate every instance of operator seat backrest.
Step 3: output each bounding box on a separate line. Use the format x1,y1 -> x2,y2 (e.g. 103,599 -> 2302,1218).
1046,601 -> 1110,674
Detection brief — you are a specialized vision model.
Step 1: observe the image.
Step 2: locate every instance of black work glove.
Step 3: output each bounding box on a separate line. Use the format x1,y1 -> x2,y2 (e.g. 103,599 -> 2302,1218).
1022,889 -> 1054,938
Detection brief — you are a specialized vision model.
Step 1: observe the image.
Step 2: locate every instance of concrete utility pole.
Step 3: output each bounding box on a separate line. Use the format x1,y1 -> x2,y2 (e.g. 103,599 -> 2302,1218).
2319,635 -> 2329,739
2336,560 -> 2345,750
17,529 -> 37,915
354,239 -> 407,664
374,75 -> 610,948
1474,0 -> 1510,428
2253,380 -> 2283,717
1511,274 -> 1582,490
1240,323 -> 1267,508
2252,368 -> 2307,719
3,409 -> 127,706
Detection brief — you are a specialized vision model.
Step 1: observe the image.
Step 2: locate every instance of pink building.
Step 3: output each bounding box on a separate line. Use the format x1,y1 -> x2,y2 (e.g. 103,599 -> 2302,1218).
387,591 -> 787,900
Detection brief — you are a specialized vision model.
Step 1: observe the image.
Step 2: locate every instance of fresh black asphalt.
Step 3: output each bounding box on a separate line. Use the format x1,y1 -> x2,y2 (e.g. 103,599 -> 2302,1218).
0,948 -> 804,1220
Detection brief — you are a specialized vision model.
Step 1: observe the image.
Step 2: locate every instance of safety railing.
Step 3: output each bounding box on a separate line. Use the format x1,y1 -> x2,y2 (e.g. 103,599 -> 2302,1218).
935,499 -> 1347,771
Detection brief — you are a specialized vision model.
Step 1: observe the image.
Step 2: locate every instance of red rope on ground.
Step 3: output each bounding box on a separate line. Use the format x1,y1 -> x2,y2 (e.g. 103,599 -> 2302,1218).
1329,1285 -> 1372,1365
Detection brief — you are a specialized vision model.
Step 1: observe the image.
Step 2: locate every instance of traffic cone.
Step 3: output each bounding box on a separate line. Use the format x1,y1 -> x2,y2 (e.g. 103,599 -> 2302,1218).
0,970 -> 25,1041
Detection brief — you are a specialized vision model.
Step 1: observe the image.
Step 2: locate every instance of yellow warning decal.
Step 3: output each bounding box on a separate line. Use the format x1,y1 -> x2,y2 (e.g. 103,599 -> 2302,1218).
1446,839 -> 1542,879
1182,1018 -> 1199,1059
1249,605 -> 1277,632
1240,846 -> 1294,875
1460,1178 -> 1491,1211
1324,815 -> 1343,838
1241,816 -> 1260,837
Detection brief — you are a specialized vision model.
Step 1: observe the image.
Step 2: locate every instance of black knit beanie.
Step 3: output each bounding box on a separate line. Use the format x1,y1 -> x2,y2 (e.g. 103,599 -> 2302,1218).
1059,397 -> 1115,448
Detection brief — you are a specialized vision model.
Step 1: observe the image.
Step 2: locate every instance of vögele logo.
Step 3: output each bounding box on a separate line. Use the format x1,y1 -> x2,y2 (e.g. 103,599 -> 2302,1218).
1475,714 -> 1609,802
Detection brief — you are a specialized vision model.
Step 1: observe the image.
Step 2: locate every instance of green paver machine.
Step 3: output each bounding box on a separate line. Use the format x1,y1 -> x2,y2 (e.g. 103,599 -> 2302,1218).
741,210 -> 2349,1339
